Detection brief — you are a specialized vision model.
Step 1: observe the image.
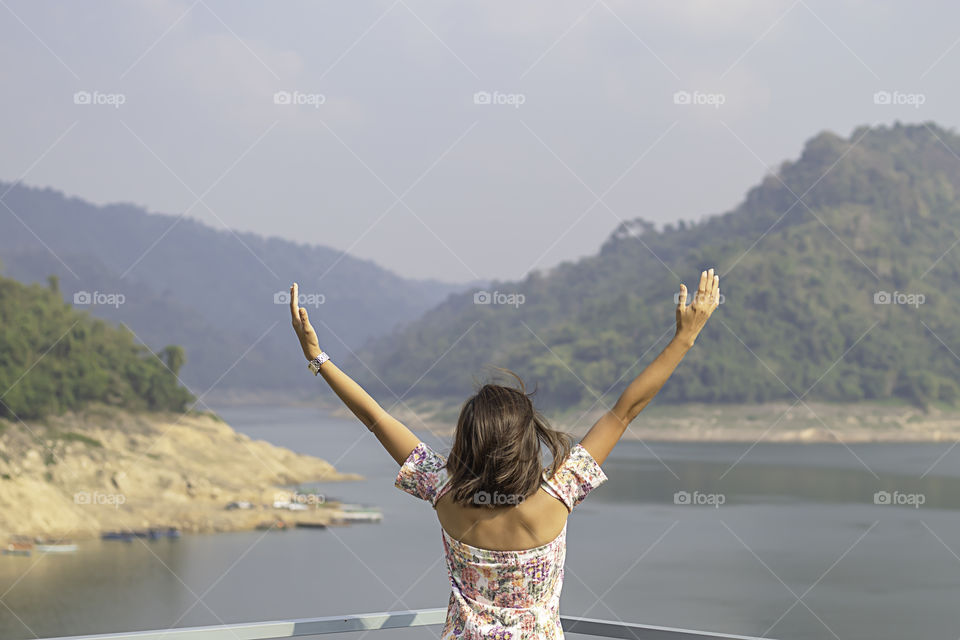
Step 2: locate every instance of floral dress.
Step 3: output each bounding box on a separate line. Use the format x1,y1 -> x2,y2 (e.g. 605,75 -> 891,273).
395,441 -> 608,639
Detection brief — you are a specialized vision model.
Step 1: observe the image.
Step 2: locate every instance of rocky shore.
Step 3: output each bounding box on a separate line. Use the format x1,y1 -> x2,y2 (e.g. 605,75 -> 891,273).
0,404 -> 362,540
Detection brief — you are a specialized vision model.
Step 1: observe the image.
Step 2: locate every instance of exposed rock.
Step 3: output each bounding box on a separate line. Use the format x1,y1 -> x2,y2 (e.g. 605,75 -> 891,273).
0,404 -> 362,540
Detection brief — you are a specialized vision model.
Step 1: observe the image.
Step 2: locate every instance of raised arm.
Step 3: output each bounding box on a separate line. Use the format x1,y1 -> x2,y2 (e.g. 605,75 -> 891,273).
580,269 -> 720,465
289,283 -> 420,465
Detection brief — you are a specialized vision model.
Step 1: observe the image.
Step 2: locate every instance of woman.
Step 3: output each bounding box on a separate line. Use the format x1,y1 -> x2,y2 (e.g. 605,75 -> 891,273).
288,269 -> 720,638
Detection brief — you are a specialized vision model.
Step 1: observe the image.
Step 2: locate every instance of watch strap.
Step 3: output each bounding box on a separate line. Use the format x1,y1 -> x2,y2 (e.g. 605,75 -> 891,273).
307,351 -> 330,375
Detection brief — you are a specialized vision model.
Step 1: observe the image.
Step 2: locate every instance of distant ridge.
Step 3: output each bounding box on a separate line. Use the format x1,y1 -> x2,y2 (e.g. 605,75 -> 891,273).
0,182 -> 480,395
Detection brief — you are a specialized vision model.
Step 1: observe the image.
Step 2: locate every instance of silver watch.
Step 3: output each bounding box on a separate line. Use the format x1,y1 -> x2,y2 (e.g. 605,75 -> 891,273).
307,351 -> 330,375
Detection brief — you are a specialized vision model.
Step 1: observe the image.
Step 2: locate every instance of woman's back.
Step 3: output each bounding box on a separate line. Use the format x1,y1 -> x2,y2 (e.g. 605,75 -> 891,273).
395,441 -> 608,639
435,485 -> 569,551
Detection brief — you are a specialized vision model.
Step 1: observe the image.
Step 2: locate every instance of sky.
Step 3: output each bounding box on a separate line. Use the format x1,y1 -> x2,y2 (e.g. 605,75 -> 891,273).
1,0 -> 957,283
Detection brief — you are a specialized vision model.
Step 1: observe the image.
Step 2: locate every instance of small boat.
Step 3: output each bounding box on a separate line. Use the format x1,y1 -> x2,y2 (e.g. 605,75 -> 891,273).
2,547 -> 31,557
101,531 -> 135,542
332,507 -> 383,524
255,519 -> 287,531
126,527 -> 181,540
294,521 -> 328,529
34,538 -> 77,553
3,537 -> 34,556
333,511 -> 383,524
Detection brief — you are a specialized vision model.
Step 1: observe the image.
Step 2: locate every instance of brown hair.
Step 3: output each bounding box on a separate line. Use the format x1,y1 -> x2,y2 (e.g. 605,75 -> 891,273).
446,368 -> 572,508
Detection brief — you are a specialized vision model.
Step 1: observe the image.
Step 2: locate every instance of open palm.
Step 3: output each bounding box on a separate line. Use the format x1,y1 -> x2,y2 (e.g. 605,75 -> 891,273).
675,268 -> 720,344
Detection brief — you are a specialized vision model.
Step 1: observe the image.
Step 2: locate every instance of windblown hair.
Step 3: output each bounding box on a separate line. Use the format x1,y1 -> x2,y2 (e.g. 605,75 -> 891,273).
446,368 -> 572,509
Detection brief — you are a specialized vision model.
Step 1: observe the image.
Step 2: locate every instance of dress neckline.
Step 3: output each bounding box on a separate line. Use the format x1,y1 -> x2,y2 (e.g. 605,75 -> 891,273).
435,476 -> 566,554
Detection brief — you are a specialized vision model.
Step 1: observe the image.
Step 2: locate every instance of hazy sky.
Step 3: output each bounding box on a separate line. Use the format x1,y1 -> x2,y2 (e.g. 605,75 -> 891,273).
1,1 -> 957,283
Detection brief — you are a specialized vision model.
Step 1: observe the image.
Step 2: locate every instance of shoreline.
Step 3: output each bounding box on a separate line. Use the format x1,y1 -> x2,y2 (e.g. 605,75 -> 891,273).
355,399 -> 960,443
0,405 -> 364,541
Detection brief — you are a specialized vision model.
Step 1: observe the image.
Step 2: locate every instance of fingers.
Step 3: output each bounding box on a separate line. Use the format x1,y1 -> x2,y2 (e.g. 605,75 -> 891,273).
300,307 -> 309,326
290,283 -> 300,327
677,283 -> 687,312
694,268 -> 718,308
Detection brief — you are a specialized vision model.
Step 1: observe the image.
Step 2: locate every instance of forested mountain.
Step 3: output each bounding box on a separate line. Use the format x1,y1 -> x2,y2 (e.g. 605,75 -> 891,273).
354,122 -> 960,411
0,183 -> 477,394
0,274 -> 193,419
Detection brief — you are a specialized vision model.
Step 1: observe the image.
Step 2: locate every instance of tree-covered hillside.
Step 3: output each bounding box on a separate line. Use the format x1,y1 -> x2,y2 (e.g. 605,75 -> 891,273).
0,273 -> 194,419
353,122 -> 960,411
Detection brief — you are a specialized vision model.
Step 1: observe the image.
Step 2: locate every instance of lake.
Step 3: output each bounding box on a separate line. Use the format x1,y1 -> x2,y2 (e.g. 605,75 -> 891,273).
2,404 -> 959,639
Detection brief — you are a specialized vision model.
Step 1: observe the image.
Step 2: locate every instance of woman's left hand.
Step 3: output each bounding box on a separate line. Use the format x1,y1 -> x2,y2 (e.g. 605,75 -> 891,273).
289,283 -> 322,361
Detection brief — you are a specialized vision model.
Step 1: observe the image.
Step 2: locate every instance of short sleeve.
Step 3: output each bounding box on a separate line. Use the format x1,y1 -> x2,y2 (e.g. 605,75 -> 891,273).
542,443 -> 608,512
394,442 -> 449,507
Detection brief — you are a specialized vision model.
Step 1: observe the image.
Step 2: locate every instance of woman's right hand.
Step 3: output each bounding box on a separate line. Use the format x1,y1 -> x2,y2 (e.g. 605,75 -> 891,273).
675,268 -> 720,346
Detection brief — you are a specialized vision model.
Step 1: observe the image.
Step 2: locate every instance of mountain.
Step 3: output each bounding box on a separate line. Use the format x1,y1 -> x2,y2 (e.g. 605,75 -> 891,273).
0,273 -> 359,539
0,183 -> 479,395
354,122 -> 960,412
0,274 -> 193,419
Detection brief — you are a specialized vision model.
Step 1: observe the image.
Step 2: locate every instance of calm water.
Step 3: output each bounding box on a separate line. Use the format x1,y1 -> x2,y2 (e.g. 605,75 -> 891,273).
3,404 -> 960,640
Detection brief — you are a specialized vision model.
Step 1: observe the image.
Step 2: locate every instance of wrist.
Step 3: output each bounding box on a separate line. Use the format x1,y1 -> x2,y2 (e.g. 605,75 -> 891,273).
307,351 -> 330,375
671,332 -> 696,349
